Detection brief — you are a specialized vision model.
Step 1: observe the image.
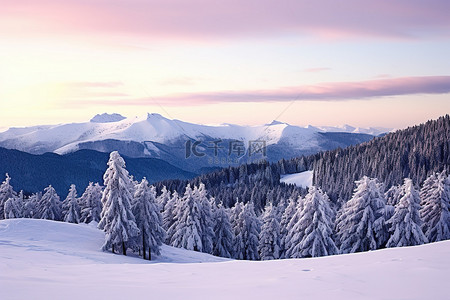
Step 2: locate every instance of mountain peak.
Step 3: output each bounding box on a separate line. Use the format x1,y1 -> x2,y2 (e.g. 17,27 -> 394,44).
146,113 -> 166,120
90,113 -> 126,123
266,120 -> 286,126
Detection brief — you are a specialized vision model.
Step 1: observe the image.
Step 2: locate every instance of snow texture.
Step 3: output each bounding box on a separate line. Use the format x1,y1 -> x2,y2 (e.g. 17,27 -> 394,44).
0,218 -> 448,300
280,170 -> 313,188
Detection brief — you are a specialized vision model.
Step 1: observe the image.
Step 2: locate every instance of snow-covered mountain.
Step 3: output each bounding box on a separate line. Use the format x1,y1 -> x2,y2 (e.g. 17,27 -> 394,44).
1,218 -> 448,300
0,113 -> 385,172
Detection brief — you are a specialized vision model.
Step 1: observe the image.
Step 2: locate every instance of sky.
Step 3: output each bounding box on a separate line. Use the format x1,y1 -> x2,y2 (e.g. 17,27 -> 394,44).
1,0 -> 450,129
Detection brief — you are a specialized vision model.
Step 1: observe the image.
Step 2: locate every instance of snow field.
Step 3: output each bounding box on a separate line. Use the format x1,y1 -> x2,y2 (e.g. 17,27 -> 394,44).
0,219 -> 449,300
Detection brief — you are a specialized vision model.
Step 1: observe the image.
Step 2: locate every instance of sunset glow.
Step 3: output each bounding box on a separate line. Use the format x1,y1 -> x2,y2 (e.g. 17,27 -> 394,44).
1,0 -> 449,128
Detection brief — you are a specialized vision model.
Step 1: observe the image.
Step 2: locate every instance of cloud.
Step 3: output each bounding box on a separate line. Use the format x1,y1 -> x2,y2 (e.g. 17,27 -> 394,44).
107,76 -> 450,106
2,0 -> 449,41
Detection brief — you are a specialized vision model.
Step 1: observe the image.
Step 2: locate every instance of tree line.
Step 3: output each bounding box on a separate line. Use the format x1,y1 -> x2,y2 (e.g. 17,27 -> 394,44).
1,151 -> 449,260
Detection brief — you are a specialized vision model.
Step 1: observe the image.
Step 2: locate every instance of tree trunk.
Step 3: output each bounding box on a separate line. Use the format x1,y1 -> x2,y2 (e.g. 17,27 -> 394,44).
148,248 -> 151,261
112,244 -> 115,254
122,242 -> 126,255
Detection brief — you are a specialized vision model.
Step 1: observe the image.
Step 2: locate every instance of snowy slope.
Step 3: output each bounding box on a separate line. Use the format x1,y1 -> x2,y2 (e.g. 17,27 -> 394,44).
0,219 -> 448,300
280,170 -> 313,188
0,113 -> 381,156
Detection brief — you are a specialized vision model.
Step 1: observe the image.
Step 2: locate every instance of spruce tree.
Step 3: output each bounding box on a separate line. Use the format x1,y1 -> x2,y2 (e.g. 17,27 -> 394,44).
62,184 -> 80,223
386,179 -> 427,247
79,182 -> 103,223
4,197 -> 22,219
163,191 -> 179,243
420,172 -> 450,242
212,204 -> 234,258
286,187 -> 338,258
258,204 -> 281,260
169,184 -> 203,252
195,183 -> 215,254
231,201 -> 245,259
233,202 -> 261,260
336,176 -> 389,253
98,151 -> 140,255
38,185 -> 62,221
0,174 -> 17,220
132,179 -> 165,260
157,186 -> 171,212
279,197 -> 297,258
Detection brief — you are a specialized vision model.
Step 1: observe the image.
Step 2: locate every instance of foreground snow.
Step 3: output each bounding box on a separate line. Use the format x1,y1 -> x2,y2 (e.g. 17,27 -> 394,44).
280,170 -> 313,188
0,219 -> 448,300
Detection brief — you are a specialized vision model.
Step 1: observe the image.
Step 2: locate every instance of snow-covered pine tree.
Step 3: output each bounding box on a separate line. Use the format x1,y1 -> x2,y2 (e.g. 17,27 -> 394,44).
38,185 -> 62,221
157,186 -> 171,213
163,190 -> 179,243
279,197 -> 297,258
21,191 -> 35,218
336,176 -> 389,253
285,187 -> 337,258
27,193 -> 41,218
236,202 -> 261,260
231,201 -> 245,259
258,204 -> 281,260
420,171 -> 450,242
132,178 -> 165,260
195,183 -> 215,254
385,185 -> 403,206
283,196 -> 306,257
169,184 -> 203,252
98,151 -> 140,255
386,179 -> 427,247
4,197 -> 22,219
79,182 -> 103,223
0,174 -> 17,220
62,184 -> 80,223
212,203 -> 234,258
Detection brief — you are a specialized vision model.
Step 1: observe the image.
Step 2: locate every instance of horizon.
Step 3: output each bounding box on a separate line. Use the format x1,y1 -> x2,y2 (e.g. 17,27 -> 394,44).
3,111 -> 448,132
1,1 -> 450,129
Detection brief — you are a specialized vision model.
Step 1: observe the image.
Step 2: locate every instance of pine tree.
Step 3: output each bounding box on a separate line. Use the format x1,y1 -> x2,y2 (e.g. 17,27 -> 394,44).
195,183 -> 215,254
212,204 -> 234,258
336,176 -> 389,253
98,151 -> 140,255
169,184 -> 203,252
62,184 -> 80,223
231,201 -> 245,259
258,204 -> 281,260
163,190 -> 179,243
132,178 -> 165,260
279,197 -> 297,258
27,193 -> 41,218
157,186 -> 171,212
386,179 -> 427,247
283,196 -> 305,257
38,185 -> 62,221
0,174 -> 17,220
286,187 -> 338,258
233,202 -> 261,260
420,172 -> 450,242
79,182 -> 103,223
4,197 -> 22,219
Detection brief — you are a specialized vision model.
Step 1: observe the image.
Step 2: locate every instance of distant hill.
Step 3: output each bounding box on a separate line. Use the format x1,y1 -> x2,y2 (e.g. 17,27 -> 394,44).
0,113 -> 378,173
0,148 -> 196,197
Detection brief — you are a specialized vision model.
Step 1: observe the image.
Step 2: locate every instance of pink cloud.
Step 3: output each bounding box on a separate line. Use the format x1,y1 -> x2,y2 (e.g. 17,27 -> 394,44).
2,1 -> 449,40
78,76 -> 450,106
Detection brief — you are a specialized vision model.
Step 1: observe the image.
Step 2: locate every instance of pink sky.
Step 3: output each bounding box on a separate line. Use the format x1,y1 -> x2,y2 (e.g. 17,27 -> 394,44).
1,0 -> 449,128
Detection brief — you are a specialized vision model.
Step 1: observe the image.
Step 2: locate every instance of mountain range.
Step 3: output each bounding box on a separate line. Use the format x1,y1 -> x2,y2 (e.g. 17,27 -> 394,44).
0,113 -> 388,173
